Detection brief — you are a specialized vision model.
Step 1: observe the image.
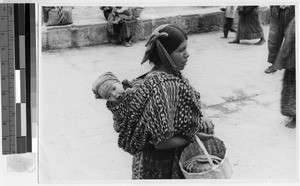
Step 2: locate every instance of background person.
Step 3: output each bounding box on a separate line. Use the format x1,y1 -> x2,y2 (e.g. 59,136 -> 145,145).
101,6 -> 134,47
273,18 -> 296,128
229,6 -> 266,45
265,5 -> 295,74
220,6 -> 236,38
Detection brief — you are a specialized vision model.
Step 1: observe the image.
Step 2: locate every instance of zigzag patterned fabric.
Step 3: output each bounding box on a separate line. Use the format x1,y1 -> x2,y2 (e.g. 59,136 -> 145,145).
107,71 -> 204,155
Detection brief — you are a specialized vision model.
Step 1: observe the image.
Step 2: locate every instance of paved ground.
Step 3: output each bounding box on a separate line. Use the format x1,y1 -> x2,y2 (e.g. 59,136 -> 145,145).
38,25 -> 297,183
71,6 -> 220,25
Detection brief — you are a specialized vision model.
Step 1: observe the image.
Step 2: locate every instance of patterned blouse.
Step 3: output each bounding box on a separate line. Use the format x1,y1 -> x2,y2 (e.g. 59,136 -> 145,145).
106,70 -> 204,155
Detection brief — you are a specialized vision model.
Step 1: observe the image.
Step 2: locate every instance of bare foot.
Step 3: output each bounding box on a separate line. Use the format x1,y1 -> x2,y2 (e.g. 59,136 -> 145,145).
229,39 -> 240,44
264,65 -> 277,74
255,38 -> 266,45
285,117 -> 296,129
121,41 -> 132,47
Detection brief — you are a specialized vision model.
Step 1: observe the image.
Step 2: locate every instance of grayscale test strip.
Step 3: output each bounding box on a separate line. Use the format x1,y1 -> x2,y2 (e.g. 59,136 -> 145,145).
1,4 -> 16,154
1,4 -> 34,154
15,3 -> 27,154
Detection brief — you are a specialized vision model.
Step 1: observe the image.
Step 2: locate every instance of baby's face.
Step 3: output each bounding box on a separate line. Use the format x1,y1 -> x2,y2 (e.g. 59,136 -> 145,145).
104,82 -> 125,102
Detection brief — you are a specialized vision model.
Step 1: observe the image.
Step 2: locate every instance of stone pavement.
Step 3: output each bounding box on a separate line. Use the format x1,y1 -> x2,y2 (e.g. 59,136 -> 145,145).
71,6 -> 218,25
38,25 -> 297,183
42,6 -> 270,50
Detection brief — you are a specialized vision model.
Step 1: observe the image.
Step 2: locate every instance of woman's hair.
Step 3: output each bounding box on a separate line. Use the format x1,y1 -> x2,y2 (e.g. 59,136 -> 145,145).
149,25 -> 188,66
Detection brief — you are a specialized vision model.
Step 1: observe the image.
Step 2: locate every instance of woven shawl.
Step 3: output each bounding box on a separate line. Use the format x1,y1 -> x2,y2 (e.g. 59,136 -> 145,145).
107,71 -> 204,155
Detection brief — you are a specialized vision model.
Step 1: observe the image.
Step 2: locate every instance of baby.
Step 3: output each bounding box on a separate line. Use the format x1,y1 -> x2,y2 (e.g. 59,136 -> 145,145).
92,71 -> 134,102
92,71 -> 213,154
92,71 -> 141,134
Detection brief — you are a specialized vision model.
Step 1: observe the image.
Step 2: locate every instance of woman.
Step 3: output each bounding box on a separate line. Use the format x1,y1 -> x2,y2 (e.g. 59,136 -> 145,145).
103,6 -> 134,47
273,18 -> 296,128
106,24 -> 214,179
229,6 -> 266,45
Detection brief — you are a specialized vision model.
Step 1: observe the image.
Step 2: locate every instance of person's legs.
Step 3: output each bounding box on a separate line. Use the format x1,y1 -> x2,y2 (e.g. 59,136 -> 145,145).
254,21 -> 266,45
119,21 -> 133,47
229,19 -> 240,44
228,18 -> 236,32
281,69 -> 296,128
113,23 -> 122,44
221,18 -> 230,38
265,11 -> 285,73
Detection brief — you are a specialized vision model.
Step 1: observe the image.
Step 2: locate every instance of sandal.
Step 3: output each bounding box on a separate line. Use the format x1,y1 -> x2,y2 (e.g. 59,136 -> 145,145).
264,65 -> 277,74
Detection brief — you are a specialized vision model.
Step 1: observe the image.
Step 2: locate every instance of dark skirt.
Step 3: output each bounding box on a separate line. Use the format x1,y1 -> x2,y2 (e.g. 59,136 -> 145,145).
237,7 -> 264,40
132,145 -> 187,179
281,69 -> 296,117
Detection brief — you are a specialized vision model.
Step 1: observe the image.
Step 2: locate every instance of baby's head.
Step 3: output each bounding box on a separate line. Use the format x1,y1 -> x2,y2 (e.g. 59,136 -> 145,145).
92,72 -> 125,102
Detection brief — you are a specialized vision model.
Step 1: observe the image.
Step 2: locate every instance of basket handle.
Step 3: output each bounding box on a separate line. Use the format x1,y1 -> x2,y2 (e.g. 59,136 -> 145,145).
194,135 -> 216,168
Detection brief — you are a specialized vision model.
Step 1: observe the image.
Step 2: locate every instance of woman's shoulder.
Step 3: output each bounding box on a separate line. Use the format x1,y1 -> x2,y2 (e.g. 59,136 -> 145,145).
140,71 -> 194,94
145,70 -> 180,83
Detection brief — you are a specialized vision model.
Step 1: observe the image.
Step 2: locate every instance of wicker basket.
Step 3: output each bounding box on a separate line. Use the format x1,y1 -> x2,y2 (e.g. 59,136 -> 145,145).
179,135 -> 233,179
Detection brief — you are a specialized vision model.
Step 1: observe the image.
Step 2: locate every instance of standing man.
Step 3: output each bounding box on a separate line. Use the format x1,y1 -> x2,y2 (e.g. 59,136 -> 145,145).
265,5 -> 295,74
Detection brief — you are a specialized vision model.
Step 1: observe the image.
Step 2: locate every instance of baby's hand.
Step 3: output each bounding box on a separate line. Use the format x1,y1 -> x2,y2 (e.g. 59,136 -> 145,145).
122,79 -> 133,89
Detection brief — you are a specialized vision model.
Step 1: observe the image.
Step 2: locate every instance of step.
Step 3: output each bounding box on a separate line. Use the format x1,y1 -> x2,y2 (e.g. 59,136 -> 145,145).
42,6 -> 270,51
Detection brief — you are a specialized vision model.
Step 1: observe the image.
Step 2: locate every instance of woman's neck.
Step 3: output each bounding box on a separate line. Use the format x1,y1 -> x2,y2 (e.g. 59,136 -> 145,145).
152,64 -> 177,75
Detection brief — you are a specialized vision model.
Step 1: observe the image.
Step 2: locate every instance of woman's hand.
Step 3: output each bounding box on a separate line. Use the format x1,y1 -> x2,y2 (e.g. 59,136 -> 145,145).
154,135 -> 189,150
196,132 -> 214,140
201,113 -> 214,134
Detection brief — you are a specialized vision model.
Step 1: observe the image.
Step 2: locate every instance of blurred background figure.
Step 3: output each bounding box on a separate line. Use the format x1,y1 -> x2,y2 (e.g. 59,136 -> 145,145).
273,18 -> 296,128
111,7 -> 133,24
229,6 -> 266,45
220,6 -> 236,39
100,6 -> 134,47
100,6 -> 113,20
265,5 -> 295,74
43,6 -> 73,26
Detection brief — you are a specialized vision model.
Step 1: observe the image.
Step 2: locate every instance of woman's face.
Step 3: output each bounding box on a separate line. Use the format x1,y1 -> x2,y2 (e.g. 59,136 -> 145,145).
170,40 -> 189,71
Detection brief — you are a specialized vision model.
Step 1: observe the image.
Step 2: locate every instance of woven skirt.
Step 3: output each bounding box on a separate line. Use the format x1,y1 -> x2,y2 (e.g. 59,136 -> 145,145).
237,13 -> 264,40
132,145 -> 186,179
281,69 -> 296,117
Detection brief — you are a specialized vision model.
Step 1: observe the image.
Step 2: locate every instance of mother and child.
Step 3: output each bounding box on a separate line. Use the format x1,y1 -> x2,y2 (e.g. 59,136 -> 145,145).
92,24 -> 215,179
